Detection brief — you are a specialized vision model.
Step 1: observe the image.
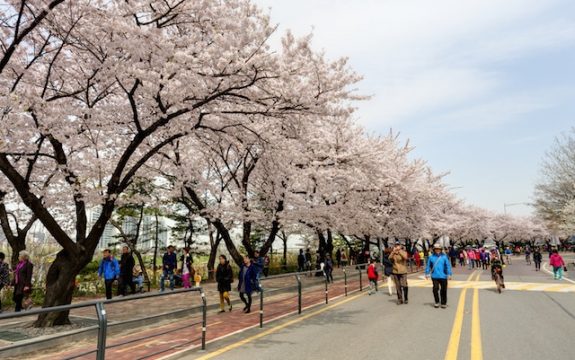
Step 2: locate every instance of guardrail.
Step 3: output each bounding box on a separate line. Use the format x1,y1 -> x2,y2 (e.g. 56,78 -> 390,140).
257,264 -> 369,328
0,287 -> 206,360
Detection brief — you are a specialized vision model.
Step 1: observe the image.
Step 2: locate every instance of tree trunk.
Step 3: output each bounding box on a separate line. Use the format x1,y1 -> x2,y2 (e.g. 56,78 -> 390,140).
317,230 -> 327,256
326,229 -> 334,258
242,221 -> 254,257
34,250 -> 88,327
281,231 -> 288,271
207,231 -> 222,281
152,214 -> 159,285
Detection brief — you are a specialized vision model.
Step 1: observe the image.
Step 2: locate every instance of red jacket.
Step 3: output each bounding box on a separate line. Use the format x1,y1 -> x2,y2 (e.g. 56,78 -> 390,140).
367,264 -> 378,280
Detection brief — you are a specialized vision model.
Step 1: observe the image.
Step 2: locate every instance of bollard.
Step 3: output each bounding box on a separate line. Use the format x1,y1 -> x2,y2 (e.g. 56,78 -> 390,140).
358,267 -> 363,291
343,269 -> 348,296
296,275 -> 302,314
201,291 -> 207,350
95,302 -> 107,360
259,288 -> 264,328
324,275 -> 329,304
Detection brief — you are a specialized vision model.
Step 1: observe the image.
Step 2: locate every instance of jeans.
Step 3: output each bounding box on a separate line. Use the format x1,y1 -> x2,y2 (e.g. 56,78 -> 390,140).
160,270 -> 175,291
553,266 -> 563,280
240,292 -> 252,311
432,279 -> 448,305
104,279 -> 115,300
535,261 -> 541,271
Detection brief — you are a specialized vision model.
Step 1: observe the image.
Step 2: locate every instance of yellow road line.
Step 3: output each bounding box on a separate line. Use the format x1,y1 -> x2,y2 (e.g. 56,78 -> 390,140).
444,271 -> 476,360
195,292 -> 366,360
471,272 -> 483,360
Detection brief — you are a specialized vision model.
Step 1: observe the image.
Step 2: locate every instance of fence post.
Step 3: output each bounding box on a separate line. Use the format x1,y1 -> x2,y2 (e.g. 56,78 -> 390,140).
296,275 -> 302,314
344,269 -> 348,296
358,267 -> 363,292
259,288 -> 264,328
324,274 -> 329,304
95,302 -> 107,360
201,290 -> 207,351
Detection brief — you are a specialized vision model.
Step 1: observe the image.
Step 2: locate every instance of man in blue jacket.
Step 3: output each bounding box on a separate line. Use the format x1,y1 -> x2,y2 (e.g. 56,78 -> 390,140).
160,246 -> 177,292
98,249 -> 120,300
425,243 -> 453,309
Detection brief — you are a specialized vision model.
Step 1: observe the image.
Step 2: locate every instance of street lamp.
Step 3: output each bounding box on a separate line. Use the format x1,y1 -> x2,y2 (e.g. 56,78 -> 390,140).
503,202 -> 532,214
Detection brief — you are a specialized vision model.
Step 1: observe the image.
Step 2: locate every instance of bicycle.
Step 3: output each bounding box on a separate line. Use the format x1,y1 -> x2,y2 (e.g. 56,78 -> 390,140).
494,269 -> 504,294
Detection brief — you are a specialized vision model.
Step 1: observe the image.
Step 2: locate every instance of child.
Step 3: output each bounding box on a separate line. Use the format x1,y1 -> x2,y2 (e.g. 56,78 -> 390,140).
367,258 -> 378,295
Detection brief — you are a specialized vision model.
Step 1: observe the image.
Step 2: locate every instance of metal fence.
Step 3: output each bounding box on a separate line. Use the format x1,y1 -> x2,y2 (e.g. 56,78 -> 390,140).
0,287 -> 206,360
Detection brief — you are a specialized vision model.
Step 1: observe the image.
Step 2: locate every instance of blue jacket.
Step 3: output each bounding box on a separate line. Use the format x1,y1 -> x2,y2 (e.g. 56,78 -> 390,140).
425,254 -> 452,279
237,264 -> 258,294
98,256 -> 120,280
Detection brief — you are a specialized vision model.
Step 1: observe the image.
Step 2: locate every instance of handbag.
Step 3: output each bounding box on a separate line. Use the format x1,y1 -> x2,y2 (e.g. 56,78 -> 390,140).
564,266 -> 568,272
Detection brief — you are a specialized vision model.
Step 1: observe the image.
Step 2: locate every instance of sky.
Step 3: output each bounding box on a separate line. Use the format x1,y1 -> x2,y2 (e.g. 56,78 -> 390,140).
255,0 -> 575,216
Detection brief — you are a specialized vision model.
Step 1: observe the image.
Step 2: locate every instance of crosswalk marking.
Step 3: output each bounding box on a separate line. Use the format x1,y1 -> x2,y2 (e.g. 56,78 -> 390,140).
410,280 -> 575,293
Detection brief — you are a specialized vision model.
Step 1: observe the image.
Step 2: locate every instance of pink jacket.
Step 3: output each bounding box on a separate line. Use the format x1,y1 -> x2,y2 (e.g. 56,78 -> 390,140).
549,253 -> 565,268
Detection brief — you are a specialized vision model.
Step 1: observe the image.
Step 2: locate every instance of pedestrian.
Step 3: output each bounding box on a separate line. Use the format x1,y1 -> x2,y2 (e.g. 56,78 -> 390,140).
382,248 -> 394,296
367,258 -> 378,295
341,250 -> 348,267
180,247 -> 194,289
0,252 -> 11,313
297,249 -> 306,272
480,249 -> 488,270
533,248 -> 542,271
413,250 -> 421,271
12,251 -> 33,311
549,250 -> 566,280
390,242 -> 409,305
335,249 -> 342,268
425,244 -> 453,308
253,250 -> 264,290
216,255 -> 233,313
238,255 -> 257,313
160,245 -> 177,292
458,250 -> 465,267
504,247 -> 512,265
324,254 -> 334,283
98,249 -> 119,300
467,249 -> 474,270
118,246 -> 136,296
305,249 -> 312,274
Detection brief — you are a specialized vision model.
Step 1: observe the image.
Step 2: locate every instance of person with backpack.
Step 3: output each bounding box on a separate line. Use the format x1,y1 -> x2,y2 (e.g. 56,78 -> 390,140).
216,255 -> 233,313
533,248 -> 543,271
425,244 -> 453,309
98,249 -> 119,300
367,258 -> 379,295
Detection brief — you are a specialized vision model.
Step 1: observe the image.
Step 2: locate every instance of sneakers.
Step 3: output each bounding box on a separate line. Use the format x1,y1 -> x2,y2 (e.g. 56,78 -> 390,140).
434,303 -> 440,308
397,300 -> 404,305
404,300 -> 408,305
229,304 -> 233,312
441,305 -> 447,309
218,310 -> 226,314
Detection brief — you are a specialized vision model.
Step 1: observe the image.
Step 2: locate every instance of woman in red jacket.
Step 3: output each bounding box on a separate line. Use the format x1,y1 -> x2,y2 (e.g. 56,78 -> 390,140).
367,258 -> 378,295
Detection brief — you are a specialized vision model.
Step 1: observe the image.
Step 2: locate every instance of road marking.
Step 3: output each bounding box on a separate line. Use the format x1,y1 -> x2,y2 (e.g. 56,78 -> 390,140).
471,272 -> 483,360
444,271 -> 477,360
195,292 -> 366,360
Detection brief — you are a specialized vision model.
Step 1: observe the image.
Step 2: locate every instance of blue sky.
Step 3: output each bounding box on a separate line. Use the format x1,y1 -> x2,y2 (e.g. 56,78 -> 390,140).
255,0 -> 575,216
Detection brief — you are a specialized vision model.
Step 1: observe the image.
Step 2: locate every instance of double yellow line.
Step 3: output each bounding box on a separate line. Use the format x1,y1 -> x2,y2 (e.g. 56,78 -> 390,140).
445,270 -> 483,360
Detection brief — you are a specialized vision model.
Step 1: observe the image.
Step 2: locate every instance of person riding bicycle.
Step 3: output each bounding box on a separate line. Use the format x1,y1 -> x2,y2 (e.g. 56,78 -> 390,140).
491,257 -> 505,290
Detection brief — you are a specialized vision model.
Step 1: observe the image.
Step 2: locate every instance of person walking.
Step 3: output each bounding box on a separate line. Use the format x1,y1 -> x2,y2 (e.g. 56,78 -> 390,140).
335,249 -> 342,268
253,250 -> 264,290
324,254 -> 334,283
305,249 -> 313,274
341,250 -> 348,267
118,246 -> 136,296
382,248 -> 394,296
98,249 -> 119,300
550,250 -> 566,280
367,258 -> 379,295
160,246 -> 177,292
297,249 -> 306,273
448,247 -> 458,268
216,255 -> 233,313
390,242 -> 409,305
180,247 -> 194,289
238,255 -> 257,313
533,248 -> 543,271
0,252 -> 11,313
425,244 -> 453,308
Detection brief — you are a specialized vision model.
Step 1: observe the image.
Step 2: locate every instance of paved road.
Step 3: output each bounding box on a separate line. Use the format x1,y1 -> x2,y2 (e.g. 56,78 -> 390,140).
178,257 -> 575,360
